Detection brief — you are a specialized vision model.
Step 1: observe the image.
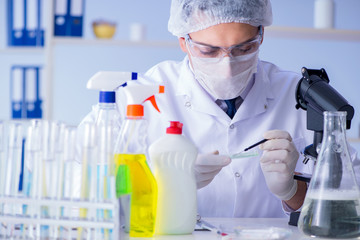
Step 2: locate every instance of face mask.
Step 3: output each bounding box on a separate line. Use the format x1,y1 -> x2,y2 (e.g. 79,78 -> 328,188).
190,50 -> 259,100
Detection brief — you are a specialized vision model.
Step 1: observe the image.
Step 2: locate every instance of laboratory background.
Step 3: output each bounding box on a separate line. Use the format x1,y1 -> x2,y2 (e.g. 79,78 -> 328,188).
0,0 -> 360,141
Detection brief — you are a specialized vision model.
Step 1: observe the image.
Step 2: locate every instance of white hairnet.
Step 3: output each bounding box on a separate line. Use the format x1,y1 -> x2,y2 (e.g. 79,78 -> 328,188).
168,0 -> 273,37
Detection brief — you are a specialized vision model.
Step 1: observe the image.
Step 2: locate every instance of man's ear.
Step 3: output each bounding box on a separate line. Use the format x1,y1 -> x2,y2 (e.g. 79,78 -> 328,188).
179,37 -> 188,53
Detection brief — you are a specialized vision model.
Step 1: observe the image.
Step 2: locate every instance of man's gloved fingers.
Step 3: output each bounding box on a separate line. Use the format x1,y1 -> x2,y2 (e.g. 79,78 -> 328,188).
263,130 -> 292,141
195,169 -> 221,182
196,154 -> 231,167
260,162 -> 288,173
259,139 -> 296,152
260,150 -> 290,164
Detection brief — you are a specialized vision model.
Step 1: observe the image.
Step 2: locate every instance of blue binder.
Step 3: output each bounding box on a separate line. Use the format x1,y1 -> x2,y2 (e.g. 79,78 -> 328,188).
54,0 -> 84,37
7,0 -> 44,46
11,66 -> 43,119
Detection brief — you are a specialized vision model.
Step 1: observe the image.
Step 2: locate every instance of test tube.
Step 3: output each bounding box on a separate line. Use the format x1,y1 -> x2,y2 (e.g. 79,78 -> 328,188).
23,119 -> 43,239
3,121 -> 23,238
97,123 -> 116,239
0,121 -> 5,198
42,120 -> 65,200
4,121 -> 23,197
78,122 -> 98,240
42,120 -> 66,239
63,126 -> 77,201
61,125 -> 77,240
0,121 -> 5,238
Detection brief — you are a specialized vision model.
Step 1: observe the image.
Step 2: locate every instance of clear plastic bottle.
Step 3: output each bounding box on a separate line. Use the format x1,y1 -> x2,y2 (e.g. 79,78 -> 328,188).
298,111 -> 360,238
95,91 -> 120,203
80,71 -> 138,220
149,121 -> 198,235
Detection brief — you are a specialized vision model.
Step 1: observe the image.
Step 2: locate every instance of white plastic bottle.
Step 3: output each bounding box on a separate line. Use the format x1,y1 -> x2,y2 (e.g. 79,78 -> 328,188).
314,0 -> 335,29
149,121 -> 198,235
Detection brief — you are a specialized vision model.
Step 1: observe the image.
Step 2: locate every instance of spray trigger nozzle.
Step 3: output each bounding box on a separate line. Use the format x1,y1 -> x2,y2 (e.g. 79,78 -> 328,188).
144,95 -> 160,112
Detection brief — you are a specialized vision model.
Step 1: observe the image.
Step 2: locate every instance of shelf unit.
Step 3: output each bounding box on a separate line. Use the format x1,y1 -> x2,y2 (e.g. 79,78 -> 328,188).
3,0 -> 360,120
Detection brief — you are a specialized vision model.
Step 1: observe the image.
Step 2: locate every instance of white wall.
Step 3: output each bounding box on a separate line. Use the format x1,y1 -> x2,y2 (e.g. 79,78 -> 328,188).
262,0 -> 360,138
1,0 -> 360,138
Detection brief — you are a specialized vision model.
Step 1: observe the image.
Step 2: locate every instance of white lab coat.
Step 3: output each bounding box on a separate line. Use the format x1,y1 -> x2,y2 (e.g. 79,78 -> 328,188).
81,56 -> 359,218
124,56 -> 315,218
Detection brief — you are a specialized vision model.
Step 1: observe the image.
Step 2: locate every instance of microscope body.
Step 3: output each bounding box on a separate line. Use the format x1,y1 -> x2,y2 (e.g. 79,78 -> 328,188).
295,67 -> 354,163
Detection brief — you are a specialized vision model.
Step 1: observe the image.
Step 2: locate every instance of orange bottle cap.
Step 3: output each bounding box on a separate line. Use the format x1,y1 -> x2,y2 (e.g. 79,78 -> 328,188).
127,104 -> 144,118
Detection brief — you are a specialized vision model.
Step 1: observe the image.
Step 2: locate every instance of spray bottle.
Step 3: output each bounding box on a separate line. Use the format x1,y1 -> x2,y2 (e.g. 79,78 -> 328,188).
86,71 -> 137,198
79,72 -> 137,238
114,83 -> 164,237
149,121 -> 198,234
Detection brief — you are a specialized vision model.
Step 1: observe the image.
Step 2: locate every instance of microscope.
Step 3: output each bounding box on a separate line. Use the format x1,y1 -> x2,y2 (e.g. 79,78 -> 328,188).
295,67 -> 354,164
289,67 -> 355,226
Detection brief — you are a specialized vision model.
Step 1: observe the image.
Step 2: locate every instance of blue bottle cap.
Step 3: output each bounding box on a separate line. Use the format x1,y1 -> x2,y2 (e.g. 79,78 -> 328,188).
99,91 -> 116,103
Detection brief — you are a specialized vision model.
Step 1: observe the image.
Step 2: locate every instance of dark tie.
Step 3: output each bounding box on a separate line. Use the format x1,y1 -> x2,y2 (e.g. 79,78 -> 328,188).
224,98 -> 237,119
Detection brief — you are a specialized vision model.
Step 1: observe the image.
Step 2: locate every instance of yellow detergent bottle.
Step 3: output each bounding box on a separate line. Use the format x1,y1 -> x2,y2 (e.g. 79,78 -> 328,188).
114,83 -> 164,237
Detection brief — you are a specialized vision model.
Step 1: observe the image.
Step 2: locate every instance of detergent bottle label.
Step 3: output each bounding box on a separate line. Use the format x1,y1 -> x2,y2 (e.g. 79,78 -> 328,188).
114,153 -> 157,237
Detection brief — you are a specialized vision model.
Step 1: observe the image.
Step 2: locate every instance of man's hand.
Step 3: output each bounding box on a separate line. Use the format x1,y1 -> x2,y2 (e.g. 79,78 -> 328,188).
259,130 -> 299,200
194,151 -> 231,189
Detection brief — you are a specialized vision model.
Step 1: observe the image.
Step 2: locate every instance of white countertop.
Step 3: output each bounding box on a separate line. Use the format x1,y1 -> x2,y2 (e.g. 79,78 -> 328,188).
123,218 -> 323,240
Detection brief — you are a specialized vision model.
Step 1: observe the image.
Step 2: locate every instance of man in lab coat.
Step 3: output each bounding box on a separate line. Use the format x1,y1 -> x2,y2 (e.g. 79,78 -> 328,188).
131,0 -> 315,218
113,0 -> 360,219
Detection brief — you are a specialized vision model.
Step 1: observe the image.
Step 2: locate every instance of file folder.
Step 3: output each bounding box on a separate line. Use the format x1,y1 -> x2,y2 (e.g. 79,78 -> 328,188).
54,0 -> 67,36
11,66 -> 43,119
54,0 -> 84,37
11,67 -> 24,118
70,0 -> 83,36
8,0 -> 25,45
25,68 -> 42,118
7,0 -> 44,46
26,0 -> 37,45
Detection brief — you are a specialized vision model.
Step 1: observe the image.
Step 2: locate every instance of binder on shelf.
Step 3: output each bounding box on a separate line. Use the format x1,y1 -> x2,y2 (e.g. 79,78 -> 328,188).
11,67 -> 24,118
11,66 -> 43,119
54,0 -> 84,37
7,0 -> 44,46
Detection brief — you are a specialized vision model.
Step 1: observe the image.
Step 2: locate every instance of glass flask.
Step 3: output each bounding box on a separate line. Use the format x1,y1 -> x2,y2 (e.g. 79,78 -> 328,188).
298,111 -> 360,239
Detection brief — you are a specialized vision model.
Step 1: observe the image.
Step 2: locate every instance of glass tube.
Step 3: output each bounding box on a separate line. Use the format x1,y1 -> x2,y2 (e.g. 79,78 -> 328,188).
4,121 -> 23,197
78,122 -> 98,240
0,121 -> 5,198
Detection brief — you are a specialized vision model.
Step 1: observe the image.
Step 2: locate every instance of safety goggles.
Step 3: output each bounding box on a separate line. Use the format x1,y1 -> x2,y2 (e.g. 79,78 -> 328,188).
185,26 -> 263,62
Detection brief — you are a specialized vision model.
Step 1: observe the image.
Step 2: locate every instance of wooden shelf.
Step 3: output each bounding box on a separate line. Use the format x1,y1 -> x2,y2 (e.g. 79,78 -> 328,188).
4,23 -> 360,120
266,26 -> 360,42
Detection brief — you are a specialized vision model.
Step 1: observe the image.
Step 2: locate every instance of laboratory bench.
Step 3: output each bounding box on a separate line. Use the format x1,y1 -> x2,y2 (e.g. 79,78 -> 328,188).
125,218 -> 320,240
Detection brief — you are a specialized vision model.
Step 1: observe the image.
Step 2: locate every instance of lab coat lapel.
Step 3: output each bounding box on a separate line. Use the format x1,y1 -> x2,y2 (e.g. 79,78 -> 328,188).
232,63 -> 274,122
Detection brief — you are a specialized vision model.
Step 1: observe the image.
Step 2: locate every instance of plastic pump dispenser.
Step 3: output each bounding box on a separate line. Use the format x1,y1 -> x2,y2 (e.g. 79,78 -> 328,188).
114,84 -> 164,238
149,121 -> 198,235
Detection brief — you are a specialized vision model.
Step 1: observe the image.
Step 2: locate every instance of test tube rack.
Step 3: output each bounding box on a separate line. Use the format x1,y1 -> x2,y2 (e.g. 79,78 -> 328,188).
0,196 -> 119,239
